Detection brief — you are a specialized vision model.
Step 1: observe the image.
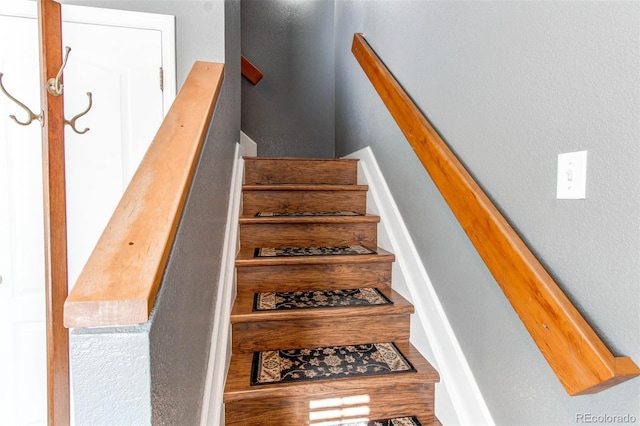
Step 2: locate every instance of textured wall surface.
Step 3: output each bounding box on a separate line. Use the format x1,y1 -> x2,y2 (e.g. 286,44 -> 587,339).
335,1 -> 639,425
71,326 -> 152,424
68,1 -> 240,425
241,0 -> 335,157
149,0 -> 240,423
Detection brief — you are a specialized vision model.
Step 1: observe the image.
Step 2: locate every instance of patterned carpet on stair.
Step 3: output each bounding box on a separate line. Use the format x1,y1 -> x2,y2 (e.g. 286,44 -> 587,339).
253,288 -> 392,311
251,342 -> 415,385
254,245 -> 377,257
256,211 -> 363,217
335,417 -> 422,426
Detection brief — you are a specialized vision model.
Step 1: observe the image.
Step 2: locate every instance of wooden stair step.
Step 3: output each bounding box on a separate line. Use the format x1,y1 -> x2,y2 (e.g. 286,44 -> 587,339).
239,214 -> 380,249
232,288 -> 410,323
235,246 -> 393,267
230,289 -> 413,353
224,340 -> 439,399
237,261 -> 393,293
236,247 -> 395,293
244,157 -> 358,185
239,214 -> 379,223
225,384 -> 436,426
223,340 -> 439,425
243,184 -> 368,191
242,184 -> 368,216
224,156 -> 439,425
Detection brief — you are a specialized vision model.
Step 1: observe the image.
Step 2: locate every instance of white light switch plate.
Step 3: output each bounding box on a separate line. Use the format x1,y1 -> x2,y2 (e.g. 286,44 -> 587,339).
557,151 -> 587,199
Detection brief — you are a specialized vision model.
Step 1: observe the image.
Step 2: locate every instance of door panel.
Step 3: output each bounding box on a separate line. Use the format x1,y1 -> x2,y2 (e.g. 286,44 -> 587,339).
0,12 -> 46,425
62,20 -> 165,285
0,4 -> 175,424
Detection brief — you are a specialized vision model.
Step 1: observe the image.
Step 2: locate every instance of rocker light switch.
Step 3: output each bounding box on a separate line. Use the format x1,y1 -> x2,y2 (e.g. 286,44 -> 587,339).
557,151 -> 587,199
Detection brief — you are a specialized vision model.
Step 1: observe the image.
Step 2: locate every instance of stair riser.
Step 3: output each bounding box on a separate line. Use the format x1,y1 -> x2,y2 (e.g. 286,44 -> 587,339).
225,382 -> 435,426
232,314 -> 410,353
226,158 -> 438,424
239,222 -> 377,249
244,158 -> 358,185
236,263 -> 392,293
243,190 -> 366,216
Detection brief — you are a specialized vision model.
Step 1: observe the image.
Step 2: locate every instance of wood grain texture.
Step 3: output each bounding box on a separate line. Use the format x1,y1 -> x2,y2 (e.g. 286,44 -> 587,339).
241,55 -> 263,85
224,340 -> 438,402
225,382 -> 435,426
236,261 -> 393,293
232,288 -> 408,323
231,289 -> 413,353
225,157 -> 438,422
239,216 -> 379,249
235,247 -> 394,268
63,61 -> 224,327
232,314 -> 411,353
352,32 -> 640,395
244,157 -> 358,185
38,1 -> 70,423
242,185 -> 368,215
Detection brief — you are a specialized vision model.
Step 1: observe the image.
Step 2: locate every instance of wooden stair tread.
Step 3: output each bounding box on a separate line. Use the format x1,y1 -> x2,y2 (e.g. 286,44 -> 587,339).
244,156 -> 358,162
223,340 -> 439,402
236,246 -> 395,267
244,157 -> 359,185
239,214 -> 380,225
231,288 -> 414,323
243,183 -> 368,191
225,156 -> 439,423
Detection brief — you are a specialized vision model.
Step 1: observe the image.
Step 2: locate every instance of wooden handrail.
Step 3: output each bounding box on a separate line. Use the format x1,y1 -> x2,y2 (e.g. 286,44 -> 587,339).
64,61 -> 224,328
351,33 -> 639,395
241,55 -> 263,85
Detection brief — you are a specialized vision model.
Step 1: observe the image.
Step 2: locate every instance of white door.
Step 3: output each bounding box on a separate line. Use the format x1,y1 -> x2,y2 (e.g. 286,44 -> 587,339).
0,3 -> 176,424
0,11 -> 47,424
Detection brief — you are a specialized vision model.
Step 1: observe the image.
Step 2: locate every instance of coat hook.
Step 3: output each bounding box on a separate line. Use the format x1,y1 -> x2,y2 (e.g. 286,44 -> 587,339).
0,72 -> 43,127
47,46 -> 71,97
65,92 -> 92,134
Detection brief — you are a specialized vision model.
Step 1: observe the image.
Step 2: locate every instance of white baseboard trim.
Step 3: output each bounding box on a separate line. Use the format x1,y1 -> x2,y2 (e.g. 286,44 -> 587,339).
200,143 -> 244,426
344,147 -> 494,426
240,131 -> 257,157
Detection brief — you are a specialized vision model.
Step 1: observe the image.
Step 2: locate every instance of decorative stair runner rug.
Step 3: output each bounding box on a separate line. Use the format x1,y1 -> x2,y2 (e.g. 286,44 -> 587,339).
254,245 -> 376,258
250,342 -> 416,386
335,416 -> 422,426
256,211 -> 363,217
253,288 -> 392,311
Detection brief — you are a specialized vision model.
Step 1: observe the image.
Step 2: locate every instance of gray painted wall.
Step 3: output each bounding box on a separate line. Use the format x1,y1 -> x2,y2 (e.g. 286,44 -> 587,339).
334,1 -> 639,425
241,0 -> 335,158
68,1 -> 240,424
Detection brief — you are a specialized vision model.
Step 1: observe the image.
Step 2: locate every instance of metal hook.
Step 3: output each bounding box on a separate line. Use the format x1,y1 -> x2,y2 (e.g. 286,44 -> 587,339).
65,92 -> 92,134
0,72 -> 43,127
47,46 -> 71,97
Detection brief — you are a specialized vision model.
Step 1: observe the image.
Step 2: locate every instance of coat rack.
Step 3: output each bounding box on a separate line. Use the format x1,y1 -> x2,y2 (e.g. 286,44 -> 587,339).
0,46 -> 93,134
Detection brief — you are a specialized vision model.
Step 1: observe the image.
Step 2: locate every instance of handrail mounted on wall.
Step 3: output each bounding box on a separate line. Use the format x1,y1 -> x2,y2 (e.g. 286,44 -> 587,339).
241,55 -> 263,85
351,33 -> 639,396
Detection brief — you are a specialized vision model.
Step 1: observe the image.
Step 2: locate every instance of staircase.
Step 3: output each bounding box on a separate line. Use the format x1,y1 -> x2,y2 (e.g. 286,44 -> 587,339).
223,157 -> 440,425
